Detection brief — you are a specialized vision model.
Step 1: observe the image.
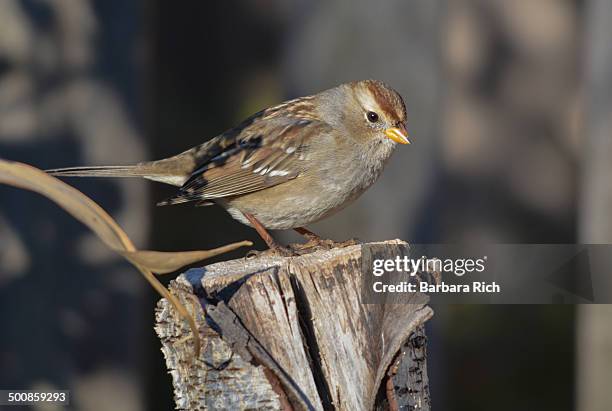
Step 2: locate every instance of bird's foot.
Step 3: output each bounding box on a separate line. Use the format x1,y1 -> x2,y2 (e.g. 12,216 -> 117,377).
246,245 -> 298,259
288,236 -> 361,255
269,245 -> 299,257
245,239 -> 360,259
333,237 -> 361,247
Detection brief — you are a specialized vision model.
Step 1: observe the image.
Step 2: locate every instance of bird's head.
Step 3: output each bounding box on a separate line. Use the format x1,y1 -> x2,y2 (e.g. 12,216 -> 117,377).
337,79 -> 410,146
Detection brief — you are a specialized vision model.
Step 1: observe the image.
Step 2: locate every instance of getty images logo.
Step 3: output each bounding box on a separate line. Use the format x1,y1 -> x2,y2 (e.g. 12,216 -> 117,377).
371,255 -> 488,277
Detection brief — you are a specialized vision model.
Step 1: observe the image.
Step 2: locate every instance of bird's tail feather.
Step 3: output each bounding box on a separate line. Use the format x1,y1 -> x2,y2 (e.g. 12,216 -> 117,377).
46,165 -> 145,178
46,163 -> 188,187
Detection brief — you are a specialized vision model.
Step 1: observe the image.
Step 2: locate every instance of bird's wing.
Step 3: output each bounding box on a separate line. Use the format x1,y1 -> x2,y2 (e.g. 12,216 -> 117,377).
158,114 -> 329,205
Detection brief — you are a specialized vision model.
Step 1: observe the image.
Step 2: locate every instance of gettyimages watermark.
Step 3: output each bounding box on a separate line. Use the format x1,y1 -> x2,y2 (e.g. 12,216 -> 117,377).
361,243 -> 612,304
371,254 -> 497,294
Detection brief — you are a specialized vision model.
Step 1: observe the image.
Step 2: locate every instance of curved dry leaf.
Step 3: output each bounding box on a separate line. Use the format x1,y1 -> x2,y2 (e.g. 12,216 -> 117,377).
122,244 -> 252,274
0,160 -> 132,251
0,159 -> 253,356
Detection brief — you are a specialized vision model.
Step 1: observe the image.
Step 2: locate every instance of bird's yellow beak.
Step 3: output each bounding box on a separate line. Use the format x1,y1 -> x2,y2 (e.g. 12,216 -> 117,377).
385,125 -> 410,144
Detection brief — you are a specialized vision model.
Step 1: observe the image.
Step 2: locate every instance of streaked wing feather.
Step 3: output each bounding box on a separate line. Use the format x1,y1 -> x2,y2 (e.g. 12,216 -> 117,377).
159,116 -> 328,205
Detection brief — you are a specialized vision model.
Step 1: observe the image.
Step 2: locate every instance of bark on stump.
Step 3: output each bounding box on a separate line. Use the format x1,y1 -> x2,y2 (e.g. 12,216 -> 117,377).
155,240 -> 433,410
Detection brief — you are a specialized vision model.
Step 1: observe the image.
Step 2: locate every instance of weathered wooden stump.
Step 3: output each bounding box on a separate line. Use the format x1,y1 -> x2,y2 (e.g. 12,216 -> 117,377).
155,240 -> 433,410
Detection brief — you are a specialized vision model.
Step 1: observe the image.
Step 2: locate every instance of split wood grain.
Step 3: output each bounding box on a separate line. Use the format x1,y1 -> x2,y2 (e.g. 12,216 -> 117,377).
155,240 -> 433,410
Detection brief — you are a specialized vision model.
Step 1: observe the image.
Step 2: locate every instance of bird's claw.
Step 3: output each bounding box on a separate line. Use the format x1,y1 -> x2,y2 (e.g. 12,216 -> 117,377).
245,238 -> 361,259
245,245 -> 298,259
289,237 -> 361,254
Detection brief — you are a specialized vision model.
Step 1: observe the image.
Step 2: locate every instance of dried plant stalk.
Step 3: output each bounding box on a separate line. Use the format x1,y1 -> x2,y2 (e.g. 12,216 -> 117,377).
0,159 -> 252,355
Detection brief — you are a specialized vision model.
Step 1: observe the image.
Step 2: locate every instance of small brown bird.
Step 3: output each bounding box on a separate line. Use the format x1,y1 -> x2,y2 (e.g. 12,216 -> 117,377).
48,80 -> 410,252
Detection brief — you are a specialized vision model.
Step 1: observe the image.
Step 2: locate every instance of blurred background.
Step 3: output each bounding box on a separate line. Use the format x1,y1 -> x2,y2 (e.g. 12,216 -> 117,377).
0,0 -> 610,410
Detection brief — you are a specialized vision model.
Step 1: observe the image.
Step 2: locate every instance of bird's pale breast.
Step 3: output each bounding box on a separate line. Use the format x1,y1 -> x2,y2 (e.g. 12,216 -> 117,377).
219,134 -> 396,229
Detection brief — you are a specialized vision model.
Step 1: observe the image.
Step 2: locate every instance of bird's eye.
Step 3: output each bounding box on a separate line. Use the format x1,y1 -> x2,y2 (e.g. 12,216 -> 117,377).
366,111 -> 379,123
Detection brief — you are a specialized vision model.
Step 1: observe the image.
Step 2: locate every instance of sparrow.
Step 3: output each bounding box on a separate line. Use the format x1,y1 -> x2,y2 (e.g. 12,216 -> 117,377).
47,80 -> 410,252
